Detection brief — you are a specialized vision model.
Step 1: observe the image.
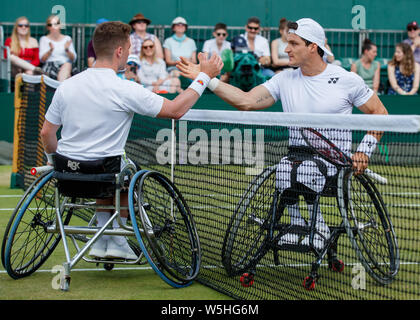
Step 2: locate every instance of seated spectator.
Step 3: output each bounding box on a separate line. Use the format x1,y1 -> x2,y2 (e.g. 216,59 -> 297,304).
139,39 -> 182,93
39,15 -> 77,81
163,17 -> 197,76
240,16 -> 274,78
87,18 -> 108,67
403,21 -> 420,64
116,54 -> 141,83
271,17 -> 290,72
129,12 -> 163,59
202,23 -> 231,57
387,42 -> 420,95
323,38 -> 341,66
351,39 -> 380,93
4,16 -> 43,77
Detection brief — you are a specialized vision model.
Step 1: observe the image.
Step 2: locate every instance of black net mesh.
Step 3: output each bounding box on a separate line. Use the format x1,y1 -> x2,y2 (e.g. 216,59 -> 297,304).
13,75 -> 420,299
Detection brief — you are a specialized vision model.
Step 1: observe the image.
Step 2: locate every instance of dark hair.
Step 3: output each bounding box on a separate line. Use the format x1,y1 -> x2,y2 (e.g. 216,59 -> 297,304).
93,21 -> 132,59
247,16 -> 260,25
288,21 -> 324,58
214,23 -> 227,31
279,17 -> 288,30
361,38 -> 376,55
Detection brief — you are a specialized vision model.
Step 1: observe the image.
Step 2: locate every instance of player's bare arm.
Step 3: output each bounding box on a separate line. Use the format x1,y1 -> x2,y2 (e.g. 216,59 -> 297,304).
353,93 -> 388,175
177,54 -> 275,111
40,120 -> 60,154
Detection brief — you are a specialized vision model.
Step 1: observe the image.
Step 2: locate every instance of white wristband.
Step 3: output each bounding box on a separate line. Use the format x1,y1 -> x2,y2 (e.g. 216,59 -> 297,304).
45,152 -> 54,164
188,72 -> 210,96
356,134 -> 378,158
208,77 -> 220,91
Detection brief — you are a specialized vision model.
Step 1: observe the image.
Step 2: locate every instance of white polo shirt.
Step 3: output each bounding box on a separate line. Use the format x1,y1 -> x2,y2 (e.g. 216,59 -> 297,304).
45,68 -> 164,160
263,63 -> 373,153
241,32 -> 270,58
202,38 -> 231,57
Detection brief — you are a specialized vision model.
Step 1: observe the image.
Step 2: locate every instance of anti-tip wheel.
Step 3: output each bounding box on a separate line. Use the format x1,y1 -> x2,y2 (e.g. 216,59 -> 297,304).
240,272 -> 255,287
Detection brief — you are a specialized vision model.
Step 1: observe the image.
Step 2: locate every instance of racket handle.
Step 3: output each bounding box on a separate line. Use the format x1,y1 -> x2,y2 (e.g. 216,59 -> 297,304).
30,165 -> 54,175
365,168 -> 387,185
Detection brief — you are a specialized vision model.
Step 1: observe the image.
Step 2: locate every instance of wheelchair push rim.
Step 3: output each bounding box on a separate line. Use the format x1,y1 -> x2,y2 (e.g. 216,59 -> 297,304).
4,172 -> 73,279
338,169 -> 399,285
128,170 -> 198,288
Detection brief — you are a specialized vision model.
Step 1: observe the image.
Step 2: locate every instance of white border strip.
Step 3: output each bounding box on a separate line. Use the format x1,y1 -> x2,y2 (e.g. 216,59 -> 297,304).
21,74 -> 61,89
181,110 -> 420,133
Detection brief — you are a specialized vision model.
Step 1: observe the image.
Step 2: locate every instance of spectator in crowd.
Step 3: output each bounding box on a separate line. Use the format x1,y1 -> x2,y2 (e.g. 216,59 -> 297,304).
403,21 -> 420,64
241,16 -> 274,78
116,54 -> 141,83
39,15 -> 77,81
271,17 -> 290,72
87,18 -> 108,67
4,16 -> 43,76
163,16 -> 197,77
387,42 -> 420,95
323,38 -> 341,66
351,39 -> 380,93
139,39 -> 182,93
202,23 -> 231,57
129,12 -> 163,59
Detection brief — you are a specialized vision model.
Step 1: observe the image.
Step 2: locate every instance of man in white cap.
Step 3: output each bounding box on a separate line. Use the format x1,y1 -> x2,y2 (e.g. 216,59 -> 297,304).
177,18 -> 388,250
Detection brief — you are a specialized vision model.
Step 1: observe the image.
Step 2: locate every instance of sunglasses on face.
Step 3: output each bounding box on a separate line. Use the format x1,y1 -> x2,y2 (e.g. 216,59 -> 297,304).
142,45 -> 154,49
18,24 -> 29,28
47,22 -> 60,27
247,25 -> 259,31
216,32 -> 227,37
407,27 -> 418,31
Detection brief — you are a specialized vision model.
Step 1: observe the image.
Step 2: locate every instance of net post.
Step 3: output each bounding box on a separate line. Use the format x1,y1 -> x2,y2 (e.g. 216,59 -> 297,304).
10,74 -> 23,188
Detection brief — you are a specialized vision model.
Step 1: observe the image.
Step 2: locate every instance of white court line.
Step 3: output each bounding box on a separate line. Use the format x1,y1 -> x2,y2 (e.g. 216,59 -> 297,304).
1,261 -> 418,275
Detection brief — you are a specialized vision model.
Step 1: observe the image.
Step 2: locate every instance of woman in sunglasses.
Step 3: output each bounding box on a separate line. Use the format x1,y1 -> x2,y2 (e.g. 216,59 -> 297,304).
4,16 -> 43,76
139,39 -> 182,93
39,15 -> 77,81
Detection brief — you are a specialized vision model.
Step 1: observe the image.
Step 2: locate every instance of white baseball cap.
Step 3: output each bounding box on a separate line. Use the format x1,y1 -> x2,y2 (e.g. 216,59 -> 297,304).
127,54 -> 140,66
172,16 -> 187,25
288,18 -> 333,56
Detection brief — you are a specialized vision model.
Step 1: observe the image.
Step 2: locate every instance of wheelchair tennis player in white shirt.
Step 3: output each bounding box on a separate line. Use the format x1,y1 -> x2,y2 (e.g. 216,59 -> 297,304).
177,18 -> 389,250
40,21 -> 223,259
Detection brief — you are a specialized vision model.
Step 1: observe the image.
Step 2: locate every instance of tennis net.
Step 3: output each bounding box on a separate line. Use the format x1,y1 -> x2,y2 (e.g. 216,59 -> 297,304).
12,74 -> 420,299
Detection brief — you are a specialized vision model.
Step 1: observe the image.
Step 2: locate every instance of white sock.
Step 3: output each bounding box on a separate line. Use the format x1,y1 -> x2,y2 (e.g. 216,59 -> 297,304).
287,204 -> 306,227
112,216 -> 127,229
307,204 -> 329,233
96,211 -> 111,241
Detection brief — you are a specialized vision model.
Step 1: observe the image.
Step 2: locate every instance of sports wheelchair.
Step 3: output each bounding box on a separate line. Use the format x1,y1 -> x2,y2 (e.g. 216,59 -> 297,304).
221,129 -> 399,290
2,155 -> 201,291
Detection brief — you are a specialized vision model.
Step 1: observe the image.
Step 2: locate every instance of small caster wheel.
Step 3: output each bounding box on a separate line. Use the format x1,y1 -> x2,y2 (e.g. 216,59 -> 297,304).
240,272 -> 254,287
104,263 -> 114,271
329,259 -> 345,273
303,275 -> 316,291
60,276 -> 71,291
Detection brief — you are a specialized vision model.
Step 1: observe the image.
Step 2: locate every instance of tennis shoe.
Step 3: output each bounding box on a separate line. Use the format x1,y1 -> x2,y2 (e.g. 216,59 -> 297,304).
106,236 -> 137,260
88,237 -> 107,258
301,226 -> 331,250
278,233 -> 299,246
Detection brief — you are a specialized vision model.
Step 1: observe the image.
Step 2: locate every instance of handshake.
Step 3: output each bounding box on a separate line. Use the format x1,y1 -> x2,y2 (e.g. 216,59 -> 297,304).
176,52 -> 224,80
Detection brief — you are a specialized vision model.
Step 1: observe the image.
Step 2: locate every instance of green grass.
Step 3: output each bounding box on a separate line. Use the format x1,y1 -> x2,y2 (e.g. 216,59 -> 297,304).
0,165 -> 230,300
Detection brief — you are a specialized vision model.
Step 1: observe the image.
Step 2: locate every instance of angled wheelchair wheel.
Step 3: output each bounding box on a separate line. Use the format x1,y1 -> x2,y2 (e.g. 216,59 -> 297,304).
338,169 -> 399,285
222,166 -> 277,276
129,170 -> 200,287
3,172 -> 73,279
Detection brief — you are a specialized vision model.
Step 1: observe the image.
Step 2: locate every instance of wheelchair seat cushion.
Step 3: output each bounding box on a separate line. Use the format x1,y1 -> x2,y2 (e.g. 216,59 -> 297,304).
53,153 -> 121,199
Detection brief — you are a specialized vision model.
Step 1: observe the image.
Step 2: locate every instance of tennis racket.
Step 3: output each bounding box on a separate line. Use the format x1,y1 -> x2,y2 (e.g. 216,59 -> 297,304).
300,127 -> 387,184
